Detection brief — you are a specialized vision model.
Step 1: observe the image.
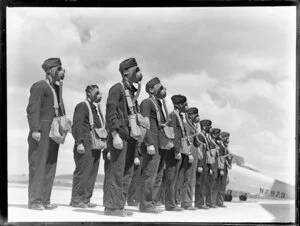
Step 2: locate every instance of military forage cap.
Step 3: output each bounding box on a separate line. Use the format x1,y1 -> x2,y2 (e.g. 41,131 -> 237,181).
187,107 -> 198,115
42,58 -> 61,72
220,131 -> 230,139
119,58 -> 137,73
210,128 -> 221,135
200,119 -> 212,127
145,77 -> 161,93
171,94 -> 187,105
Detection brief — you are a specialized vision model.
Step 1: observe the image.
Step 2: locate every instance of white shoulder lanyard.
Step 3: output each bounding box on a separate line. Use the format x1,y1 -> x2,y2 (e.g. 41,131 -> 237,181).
120,82 -> 136,114
174,110 -> 187,137
84,100 -> 104,128
149,97 -> 164,125
45,79 -> 59,117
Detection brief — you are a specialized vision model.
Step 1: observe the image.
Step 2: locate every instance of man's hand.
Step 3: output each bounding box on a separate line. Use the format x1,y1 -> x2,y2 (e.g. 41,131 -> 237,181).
220,170 -> 224,176
147,145 -> 155,155
112,132 -> 123,150
175,153 -> 181,160
188,154 -> 194,163
77,143 -> 85,154
165,141 -> 174,150
32,131 -> 41,142
134,157 -> 140,165
197,167 -> 203,173
107,151 -> 111,160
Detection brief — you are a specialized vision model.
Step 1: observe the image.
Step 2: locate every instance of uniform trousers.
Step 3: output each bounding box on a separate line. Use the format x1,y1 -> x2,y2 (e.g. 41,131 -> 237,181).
127,162 -> 142,205
103,136 -> 136,210
164,148 -> 181,209
28,121 -> 59,206
70,134 -> 101,205
216,167 -> 228,205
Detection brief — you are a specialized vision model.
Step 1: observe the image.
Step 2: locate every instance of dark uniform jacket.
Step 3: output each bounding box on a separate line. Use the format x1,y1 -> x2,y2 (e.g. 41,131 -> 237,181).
26,79 -> 63,132
106,81 -> 138,141
217,140 -> 229,156
72,100 -> 102,146
184,119 -> 202,155
169,110 -> 186,156
197,131 -> 210,168
140,97 -> 166,147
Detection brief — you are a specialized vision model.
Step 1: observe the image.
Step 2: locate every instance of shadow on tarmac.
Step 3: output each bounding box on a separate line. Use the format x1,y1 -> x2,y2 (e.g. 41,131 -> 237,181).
260,203 -> 295,222
8,204 -> 28,210
73,209 -> 106,216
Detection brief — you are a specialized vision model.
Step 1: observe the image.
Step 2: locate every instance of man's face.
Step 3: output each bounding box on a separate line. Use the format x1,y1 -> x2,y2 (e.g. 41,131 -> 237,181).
223,138 -> 230,145
88,87 -> 102,103
49,65 -> 65,82
189,113 -> 200,123
151,83 -> 167,99
178,102 -> 188,113
203,125 -> 211,133
212,133 -> 219,140
126,66 -> 143,83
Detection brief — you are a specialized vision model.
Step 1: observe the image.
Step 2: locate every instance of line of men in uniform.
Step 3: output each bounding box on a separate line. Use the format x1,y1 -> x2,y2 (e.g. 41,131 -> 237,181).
26,57 -> 232,216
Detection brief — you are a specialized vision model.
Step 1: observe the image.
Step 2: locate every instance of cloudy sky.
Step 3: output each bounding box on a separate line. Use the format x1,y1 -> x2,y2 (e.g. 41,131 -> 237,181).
7,7 -> 296,185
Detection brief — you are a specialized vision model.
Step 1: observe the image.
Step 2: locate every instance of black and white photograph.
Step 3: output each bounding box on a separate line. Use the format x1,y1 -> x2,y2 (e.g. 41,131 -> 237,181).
6,6 -> 296,223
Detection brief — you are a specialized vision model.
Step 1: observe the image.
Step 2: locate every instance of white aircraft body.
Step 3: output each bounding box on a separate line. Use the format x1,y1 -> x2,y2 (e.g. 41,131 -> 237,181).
225,155 -> 295,201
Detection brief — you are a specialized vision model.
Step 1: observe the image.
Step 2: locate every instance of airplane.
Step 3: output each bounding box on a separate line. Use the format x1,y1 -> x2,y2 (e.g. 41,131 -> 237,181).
224,154 -> 295,202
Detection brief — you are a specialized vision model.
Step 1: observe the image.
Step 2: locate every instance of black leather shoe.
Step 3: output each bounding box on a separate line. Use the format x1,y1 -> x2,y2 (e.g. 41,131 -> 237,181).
208,205 -> 217,208
197,205 -> 209,210
140,206 -> 163,214
183,206 -> 197,210
165,206 -> 184,211
44,204 -> 58,210
28,203 -> 44,211
86,202 -> 97,208
104,208 -> 126,217
70,202 -> 88,208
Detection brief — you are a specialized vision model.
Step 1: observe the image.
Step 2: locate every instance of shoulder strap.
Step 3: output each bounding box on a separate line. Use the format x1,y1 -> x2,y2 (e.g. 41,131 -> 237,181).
120,82 -> 136,115
185,113 -> 198,133
45,79 -> 59,117
84,100 -> 94,128
173,110 -> 186,137
149,97 -> 161,125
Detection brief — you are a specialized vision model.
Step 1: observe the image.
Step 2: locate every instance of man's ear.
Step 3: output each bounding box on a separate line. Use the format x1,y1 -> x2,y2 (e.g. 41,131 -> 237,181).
46,68 -> 52,75
149,87 -> 155,94
123,69 -> 129,76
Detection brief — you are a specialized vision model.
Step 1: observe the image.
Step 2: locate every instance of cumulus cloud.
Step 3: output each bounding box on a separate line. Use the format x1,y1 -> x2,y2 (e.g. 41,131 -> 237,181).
6,7 -> 296,185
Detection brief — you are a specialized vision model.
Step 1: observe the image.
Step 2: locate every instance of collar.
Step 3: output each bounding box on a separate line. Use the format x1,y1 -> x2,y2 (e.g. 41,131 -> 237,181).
122,79 -> 138,93
86,98 -> 96,109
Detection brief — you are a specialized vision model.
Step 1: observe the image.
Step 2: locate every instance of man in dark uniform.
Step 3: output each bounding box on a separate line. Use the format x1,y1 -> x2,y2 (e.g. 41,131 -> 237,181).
127,150 -> 142,206
103,58 -> 143,217
206,127 -> 221,208
102,148 -> 110,205
154,167 -> 166,206
139,77 -> 167,213
164,94 -> 189,212
195,119 -> 212,209
177,107 -> 201,210
216,131 -> 231,207
26,58 -> 66,210
70,85 -> 103,208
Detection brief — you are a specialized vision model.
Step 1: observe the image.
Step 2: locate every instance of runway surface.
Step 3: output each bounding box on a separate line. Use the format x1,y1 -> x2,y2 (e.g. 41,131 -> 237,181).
7,183 -> 296,223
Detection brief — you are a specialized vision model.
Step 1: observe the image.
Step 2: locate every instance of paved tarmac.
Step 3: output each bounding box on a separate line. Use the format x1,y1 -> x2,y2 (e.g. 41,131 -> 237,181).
7,183 -> 296,223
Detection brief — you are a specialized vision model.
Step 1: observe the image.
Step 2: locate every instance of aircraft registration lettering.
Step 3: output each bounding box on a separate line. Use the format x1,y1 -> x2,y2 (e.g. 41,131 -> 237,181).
259,188 -> 286,199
